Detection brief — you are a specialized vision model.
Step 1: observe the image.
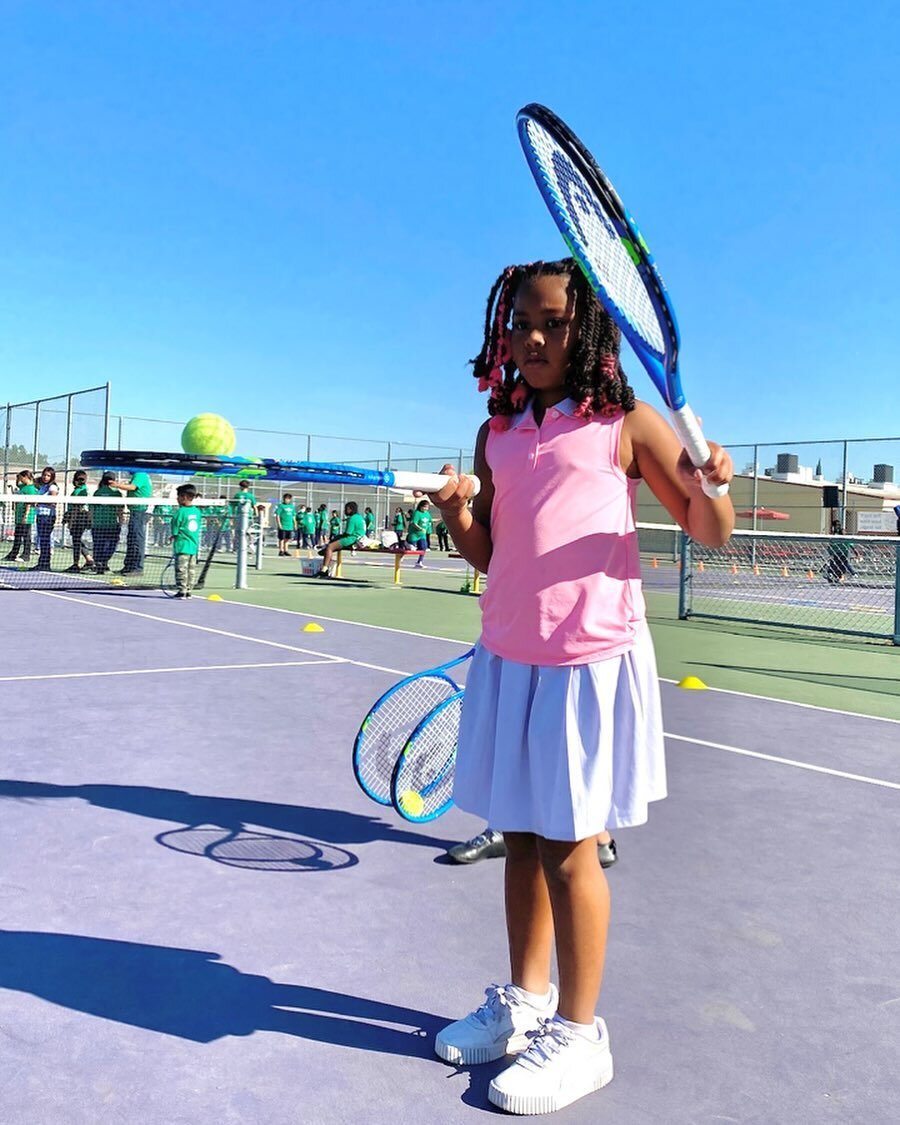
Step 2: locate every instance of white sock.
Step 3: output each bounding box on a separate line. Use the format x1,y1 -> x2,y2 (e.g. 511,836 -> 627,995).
555,1014 -> 599,1040
508,983 -> 553,1009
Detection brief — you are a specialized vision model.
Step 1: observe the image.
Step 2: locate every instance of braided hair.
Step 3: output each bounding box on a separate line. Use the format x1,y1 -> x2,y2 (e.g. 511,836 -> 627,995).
470,259 -> 635,426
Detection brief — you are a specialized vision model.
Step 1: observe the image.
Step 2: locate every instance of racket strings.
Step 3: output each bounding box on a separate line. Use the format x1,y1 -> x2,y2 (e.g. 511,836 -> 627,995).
355,675 -> 456,803
395,695 -> 462,817
522,120 -> 665,357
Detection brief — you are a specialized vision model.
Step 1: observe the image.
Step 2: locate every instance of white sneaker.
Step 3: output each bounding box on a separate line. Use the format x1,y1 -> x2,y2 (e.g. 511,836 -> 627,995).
435,983 -> 559,1065
487,1016 -> 613,1114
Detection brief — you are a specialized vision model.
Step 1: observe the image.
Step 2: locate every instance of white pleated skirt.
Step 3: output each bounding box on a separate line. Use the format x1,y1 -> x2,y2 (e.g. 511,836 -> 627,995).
453,626 -> 666,840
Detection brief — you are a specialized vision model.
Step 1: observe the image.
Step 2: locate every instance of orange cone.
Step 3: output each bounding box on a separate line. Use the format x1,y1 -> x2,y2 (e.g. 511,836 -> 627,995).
806,568 -> 815,580
781,566 -> 789,577
697,560 -> 705,573
730,563 -> 738,575
753,564 -> 760,576
651,557 -> 659,569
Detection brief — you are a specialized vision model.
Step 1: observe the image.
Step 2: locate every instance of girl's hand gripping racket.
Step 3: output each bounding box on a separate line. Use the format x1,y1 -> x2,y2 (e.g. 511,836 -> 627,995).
516,103 -> 728,499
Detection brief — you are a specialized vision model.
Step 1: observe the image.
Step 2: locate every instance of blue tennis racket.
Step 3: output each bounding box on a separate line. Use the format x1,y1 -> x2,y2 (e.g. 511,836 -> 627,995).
352,648 -> 473,806
391,690 -> 463,824
81,449 -> 480,495
516,103 -> 728,499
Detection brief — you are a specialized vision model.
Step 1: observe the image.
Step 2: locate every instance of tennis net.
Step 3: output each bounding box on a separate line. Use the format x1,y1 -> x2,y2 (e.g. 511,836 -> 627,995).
0,494 -> 240,592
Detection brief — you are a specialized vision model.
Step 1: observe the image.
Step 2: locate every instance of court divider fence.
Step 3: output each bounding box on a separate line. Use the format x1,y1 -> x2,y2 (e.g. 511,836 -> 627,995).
678,529 -> 900,645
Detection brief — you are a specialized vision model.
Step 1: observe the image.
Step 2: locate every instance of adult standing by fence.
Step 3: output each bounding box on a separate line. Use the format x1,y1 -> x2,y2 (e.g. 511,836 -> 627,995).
113,470 -> 152,575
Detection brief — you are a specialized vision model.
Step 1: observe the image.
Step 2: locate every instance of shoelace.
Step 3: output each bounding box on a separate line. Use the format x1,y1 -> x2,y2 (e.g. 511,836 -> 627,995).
519,1018 -> 573,1065
469,984 -> 512,1027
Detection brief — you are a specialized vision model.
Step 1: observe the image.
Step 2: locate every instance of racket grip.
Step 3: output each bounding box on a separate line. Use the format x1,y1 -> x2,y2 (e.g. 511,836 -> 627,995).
669,405 -> 729,499
388,471 -> 481,497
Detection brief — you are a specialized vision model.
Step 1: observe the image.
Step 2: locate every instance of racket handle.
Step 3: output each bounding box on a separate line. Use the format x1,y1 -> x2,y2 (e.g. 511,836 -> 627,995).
388,471 -> 481,497
669,405 -> 729,499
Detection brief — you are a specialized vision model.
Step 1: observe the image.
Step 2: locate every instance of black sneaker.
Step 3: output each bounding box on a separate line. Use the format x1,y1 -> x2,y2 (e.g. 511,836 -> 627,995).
597,837 -> 618,869
446,829 -> 507,864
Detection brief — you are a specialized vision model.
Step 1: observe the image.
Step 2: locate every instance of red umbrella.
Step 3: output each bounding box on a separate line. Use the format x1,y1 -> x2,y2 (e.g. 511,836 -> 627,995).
736,508 -> 790,520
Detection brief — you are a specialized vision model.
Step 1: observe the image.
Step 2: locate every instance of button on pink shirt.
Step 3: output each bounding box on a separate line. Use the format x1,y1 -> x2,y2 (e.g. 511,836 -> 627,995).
480,399 -> 645,666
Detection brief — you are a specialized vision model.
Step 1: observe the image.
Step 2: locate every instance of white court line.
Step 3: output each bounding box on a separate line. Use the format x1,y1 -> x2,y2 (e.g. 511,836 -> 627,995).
0,661 -> 337,684
37,591 -> 411,677
667,733 -> 900,791
36,591 -> 899,732
658,677 -> 900,725
222,602 -> 900,725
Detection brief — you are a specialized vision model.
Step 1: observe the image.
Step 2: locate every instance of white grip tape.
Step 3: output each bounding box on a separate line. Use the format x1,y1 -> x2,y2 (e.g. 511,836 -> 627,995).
669,405 -> 729,499
390,471 -> 481,497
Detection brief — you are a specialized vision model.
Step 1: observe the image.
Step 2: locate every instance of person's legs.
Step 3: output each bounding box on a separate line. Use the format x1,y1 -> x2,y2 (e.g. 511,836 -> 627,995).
435,831 -> 559,1066
505,832 -> 554,995
537,835 -> 609,1025
35,516 -> 54,568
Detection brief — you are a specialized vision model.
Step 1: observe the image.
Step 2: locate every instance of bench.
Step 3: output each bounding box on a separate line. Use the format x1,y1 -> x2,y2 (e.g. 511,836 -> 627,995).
448,551 -> 483,594
333,547 -> 425,585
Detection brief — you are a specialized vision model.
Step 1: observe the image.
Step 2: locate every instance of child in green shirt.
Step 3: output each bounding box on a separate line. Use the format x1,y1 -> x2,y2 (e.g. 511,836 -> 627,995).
274,493 -> 297,557
171,484 -> 202,598
4,470 -> 37,563
317,501 -> 367,578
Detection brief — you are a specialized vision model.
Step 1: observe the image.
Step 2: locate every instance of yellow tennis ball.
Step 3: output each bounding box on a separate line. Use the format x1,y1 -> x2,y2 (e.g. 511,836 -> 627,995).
181,413 -> 237,456
399,789 -> 424,817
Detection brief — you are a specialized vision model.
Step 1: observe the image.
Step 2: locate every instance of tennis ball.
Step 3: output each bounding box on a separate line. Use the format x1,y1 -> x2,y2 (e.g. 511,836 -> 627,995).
399,789 -> 424,817
181,413 -> 237,456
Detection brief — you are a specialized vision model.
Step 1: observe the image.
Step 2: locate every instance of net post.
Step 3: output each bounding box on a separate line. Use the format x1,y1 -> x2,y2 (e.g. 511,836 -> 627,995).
33,402 -> 41,472
678,531 -> 691,620
235,505 -> 249,589
254,507 -> 264,571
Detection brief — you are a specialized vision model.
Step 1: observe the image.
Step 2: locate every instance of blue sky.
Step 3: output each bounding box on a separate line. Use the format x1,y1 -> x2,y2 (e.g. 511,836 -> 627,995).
3,0 -> 898,461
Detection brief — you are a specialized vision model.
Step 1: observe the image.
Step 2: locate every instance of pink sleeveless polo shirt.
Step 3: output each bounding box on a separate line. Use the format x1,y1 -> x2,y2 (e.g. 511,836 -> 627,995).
480,398 -> 646,666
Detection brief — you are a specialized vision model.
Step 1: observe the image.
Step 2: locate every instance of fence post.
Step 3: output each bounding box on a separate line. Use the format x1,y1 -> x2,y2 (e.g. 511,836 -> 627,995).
2,403 -> 10,486
893,544 -> 900,646
33,402 -> 41,471
678,532 -> 691,619
64,394 -> 74,488
103,382 -> 111,449
840,440 -> 849,526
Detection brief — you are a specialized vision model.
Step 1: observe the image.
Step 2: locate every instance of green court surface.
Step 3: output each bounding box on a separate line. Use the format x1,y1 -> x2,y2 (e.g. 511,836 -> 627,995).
212,552 -> 900,722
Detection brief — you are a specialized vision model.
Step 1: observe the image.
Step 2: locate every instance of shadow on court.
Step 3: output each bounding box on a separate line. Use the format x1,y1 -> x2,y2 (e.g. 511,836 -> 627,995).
0,781 -> 459,866
0,930 -> 448,1055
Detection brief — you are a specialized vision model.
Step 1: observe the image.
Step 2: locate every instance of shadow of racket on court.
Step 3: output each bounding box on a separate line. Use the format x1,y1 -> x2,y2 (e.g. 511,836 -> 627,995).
0,780 -> 460,868
0,929 -> 449,1058
155,824 -> 356,873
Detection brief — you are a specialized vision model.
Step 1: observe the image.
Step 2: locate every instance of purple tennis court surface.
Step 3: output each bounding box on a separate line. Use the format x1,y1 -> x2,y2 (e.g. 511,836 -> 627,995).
2,590 -> 898,1123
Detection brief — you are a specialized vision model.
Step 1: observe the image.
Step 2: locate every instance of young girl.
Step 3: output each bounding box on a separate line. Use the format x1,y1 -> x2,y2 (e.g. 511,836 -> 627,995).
33,466 -> 60,571
429,259 -> 733,1115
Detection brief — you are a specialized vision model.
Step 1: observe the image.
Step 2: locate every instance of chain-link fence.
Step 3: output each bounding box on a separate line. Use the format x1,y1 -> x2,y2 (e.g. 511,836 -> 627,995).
2,386 -> 110,492
681,530 -> 900,643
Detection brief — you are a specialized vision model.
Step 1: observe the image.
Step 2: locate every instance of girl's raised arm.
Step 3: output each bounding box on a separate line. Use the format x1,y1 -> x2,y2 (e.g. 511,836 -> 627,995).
623,401 -> 734,548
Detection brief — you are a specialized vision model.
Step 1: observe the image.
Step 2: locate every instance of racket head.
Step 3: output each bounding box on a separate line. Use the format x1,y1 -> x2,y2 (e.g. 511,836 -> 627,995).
390,690 -> 463,824
516,103 -> 683,409
160,558 -> 178,598
352,672 -> 460,805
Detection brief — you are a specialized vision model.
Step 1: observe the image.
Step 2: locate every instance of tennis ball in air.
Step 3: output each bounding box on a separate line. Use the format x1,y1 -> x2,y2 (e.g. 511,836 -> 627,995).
399,789 -> 425,817
181,414 -> 237,456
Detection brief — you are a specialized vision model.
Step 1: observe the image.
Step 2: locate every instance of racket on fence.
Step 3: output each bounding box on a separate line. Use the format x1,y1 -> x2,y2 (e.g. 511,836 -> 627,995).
391,691 -> 463,823
81,450 -> 480,496
352,648 -> 473,805
516,103 -> 728,499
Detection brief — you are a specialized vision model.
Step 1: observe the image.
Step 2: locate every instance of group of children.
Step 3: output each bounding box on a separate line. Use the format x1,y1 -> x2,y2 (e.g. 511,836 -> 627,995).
1,468 -> 205,597
272,496 -> 378,557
